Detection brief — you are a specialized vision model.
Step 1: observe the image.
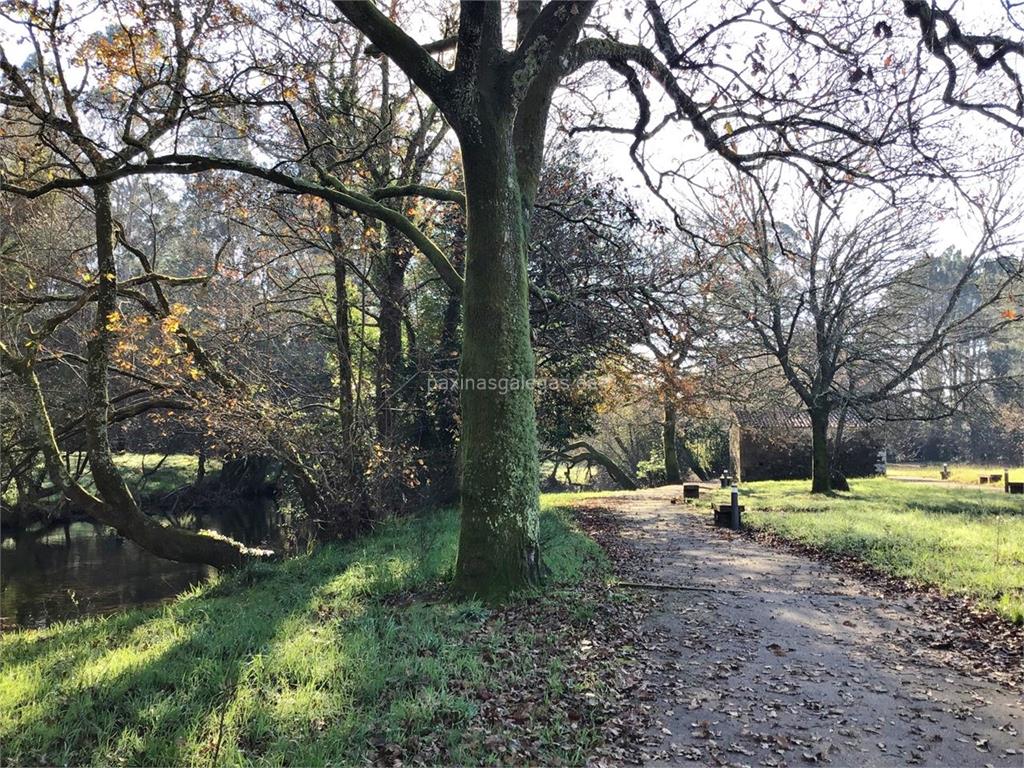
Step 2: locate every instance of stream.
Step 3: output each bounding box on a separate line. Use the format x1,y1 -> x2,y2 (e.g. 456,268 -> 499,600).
1,497 -> 303,629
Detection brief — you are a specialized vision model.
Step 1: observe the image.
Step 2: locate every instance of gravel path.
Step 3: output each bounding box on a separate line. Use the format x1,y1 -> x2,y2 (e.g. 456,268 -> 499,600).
596,488 -> 1023,767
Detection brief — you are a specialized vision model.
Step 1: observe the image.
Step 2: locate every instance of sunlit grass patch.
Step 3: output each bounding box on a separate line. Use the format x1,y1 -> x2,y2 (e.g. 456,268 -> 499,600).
888,462 -> 1024,485
541,489 -> 636,507
719,477 -> 1024,623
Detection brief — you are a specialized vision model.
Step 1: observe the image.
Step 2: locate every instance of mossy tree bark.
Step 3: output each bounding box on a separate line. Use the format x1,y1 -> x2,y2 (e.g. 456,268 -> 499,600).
809,406 -> 832,494
454,127 -> 542,599
663,400 -> 682,485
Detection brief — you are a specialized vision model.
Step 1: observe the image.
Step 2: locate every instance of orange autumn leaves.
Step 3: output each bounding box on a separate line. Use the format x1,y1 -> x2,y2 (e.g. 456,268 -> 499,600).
108,303 -> 202,382
76,27 -> 166,96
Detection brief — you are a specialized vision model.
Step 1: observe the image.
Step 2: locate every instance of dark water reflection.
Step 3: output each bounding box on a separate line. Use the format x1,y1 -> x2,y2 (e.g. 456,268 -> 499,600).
1,497 -> 303,629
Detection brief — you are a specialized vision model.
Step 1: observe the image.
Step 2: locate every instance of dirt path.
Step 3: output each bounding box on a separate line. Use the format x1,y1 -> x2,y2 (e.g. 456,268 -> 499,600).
594,488 -> 1023,767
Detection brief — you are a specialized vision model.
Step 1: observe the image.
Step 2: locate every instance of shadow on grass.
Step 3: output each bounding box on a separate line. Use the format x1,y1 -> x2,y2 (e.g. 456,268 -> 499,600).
1,554 -> 340,766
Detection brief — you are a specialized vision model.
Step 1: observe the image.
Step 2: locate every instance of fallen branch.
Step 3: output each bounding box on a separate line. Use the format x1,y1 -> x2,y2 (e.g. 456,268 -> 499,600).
548,440 -> 639,490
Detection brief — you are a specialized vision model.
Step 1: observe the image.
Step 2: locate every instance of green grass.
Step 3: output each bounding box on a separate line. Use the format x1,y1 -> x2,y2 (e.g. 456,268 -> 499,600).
715,478 -> 1024,623
0,500 -> 615,766
3,453 -> 216,508
540,461 -> 598,485
110,452 -> 222,495
888,462 -> 1024,484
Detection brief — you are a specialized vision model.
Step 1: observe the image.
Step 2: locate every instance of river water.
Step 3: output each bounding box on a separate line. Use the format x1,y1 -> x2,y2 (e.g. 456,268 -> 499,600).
1,498 -> 301,629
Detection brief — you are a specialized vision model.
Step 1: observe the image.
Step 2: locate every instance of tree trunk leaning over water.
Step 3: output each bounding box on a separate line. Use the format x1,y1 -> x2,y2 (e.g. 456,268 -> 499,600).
1,185 -> 263,570
84,185 -> 262,567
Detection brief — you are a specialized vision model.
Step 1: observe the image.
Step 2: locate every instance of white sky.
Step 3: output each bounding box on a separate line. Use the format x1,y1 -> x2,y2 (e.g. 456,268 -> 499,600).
2,0 -> 1022,253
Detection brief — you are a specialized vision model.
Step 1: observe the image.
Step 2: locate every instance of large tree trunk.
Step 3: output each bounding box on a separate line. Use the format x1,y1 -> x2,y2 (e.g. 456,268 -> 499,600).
663,399 -> 682,485
810,406 -> 832,494
453,132 -> 542,600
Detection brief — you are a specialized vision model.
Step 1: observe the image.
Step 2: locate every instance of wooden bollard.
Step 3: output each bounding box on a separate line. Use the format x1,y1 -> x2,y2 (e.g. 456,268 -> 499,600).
730,485 -> 740,530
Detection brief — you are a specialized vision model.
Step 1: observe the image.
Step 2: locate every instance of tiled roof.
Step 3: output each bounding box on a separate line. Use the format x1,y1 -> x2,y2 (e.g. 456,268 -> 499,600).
733,408 -> 870,429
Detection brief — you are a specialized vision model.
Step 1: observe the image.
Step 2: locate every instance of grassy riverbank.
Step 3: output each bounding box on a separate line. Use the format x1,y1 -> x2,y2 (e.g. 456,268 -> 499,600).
718,478 -> 1024,623
0,501 -> 637,766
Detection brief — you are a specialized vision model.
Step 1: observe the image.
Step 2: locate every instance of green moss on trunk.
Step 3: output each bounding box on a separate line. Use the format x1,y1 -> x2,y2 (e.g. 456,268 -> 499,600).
663,400 -> 682,485
453,132 -> 542,601
810,408 -> 832,494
